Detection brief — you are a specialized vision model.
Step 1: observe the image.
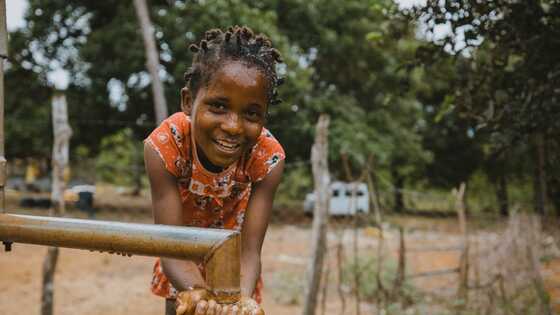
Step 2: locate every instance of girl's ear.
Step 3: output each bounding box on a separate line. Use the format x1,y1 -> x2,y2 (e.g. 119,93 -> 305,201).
180,87 -> 193,114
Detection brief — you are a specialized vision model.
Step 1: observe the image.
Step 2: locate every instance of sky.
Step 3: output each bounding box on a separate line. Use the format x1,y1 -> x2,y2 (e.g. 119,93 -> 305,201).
6,0 -> 28,31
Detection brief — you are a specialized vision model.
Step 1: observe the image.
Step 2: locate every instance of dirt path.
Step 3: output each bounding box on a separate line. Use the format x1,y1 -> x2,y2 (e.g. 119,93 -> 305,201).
1,208 -> 558,314
0,226 -> 304,315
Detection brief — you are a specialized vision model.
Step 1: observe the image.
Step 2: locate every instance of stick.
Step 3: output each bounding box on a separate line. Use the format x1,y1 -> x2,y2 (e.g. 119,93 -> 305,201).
302,115 -> 330,315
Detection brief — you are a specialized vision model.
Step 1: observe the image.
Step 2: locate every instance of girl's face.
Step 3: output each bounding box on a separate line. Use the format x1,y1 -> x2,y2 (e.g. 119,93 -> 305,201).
182,60 -> 268,168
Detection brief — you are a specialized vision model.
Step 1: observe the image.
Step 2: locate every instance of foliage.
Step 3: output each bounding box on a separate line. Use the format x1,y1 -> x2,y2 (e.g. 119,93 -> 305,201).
95,128 -> 144,187
6,0 -> 559,215
405,0 -> 560,214
274,164 -> 312,209
4,31 -> 53,158
8,0 -> 436,202
273,0 -> 433,179
341,254 -> 417,300
410,1 -> 560,140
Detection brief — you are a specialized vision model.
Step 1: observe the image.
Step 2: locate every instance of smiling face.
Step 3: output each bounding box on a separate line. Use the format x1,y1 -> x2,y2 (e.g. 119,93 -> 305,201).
182,60 -> 269,169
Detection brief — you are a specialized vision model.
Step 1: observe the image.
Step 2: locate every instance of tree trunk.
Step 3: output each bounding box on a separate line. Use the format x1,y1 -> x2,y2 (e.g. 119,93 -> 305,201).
544,137 -> 560,217
393,226 -> 406,292
42,93 -> 72,315
302,115 -> 330,315
133,0 -> 168,124
391,166 -> 404,213
533,133 -> 547,215
547,178 -> 560,217
496,172 -> 509,217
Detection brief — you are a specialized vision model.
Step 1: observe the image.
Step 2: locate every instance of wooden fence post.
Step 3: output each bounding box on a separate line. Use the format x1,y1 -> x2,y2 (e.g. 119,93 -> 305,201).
302,114 -> 330,315
455,182 -> 469,304
41,92 -> 72,315
366,155 -> 382,224
50,93 -> 72,214
0,0 -> 7,214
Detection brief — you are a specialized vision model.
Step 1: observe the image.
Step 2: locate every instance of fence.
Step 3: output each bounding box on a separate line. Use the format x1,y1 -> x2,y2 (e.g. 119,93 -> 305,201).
297,208 -> 558,315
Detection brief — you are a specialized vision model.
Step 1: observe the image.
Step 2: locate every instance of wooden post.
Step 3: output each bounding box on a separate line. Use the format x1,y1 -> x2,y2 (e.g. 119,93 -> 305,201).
341,154 -> 365,315
41,92 -> 72,315
133,0 -> 168,124
533,133 -> 548,215
526,217 -> 553,315
366,155 -> 382,224
50,93 -> 72,214
455,183 -> 469,304
0,0 -> 7,214
302,114 -> 330,315
0,0 -> 6,60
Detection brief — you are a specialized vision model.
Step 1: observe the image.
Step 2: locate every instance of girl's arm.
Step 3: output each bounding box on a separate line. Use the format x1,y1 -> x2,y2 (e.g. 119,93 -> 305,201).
241,159 -> 285,297
144,144 -> 207,291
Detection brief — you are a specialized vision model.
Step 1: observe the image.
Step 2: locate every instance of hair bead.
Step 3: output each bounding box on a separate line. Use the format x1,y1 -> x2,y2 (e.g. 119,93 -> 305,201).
189,44 -> 199,53
200,40 -> 208,51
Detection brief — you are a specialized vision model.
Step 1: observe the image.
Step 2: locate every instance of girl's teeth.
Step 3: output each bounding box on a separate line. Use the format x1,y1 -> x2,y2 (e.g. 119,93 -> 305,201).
217,140 -> 238,149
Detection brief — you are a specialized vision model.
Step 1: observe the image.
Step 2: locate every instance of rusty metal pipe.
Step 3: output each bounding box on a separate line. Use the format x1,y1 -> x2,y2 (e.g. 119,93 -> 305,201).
0,213 -> 238,261
0,213 -> 241,302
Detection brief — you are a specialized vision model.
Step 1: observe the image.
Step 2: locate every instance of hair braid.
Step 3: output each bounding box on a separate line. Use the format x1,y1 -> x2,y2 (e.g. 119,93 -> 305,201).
184,25 -> 284,106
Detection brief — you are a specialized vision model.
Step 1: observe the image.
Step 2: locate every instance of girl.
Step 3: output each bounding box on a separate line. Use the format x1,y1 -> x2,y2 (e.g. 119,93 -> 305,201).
144,26 -> 285,315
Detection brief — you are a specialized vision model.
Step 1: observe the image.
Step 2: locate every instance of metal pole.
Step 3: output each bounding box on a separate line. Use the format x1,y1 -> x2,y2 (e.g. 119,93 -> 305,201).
0,213 -> 235,260
0,213 -> 240,302
0,0 -> 7,214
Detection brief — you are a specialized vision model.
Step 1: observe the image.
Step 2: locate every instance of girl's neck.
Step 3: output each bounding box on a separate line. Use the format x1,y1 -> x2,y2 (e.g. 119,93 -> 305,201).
196,145 -> 224,173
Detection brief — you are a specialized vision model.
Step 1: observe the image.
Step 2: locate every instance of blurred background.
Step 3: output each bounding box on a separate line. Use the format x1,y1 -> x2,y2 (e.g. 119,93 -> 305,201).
1,1 -> 559,315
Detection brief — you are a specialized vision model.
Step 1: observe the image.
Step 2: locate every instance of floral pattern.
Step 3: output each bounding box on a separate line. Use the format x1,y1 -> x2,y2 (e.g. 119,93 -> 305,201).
145,112 -> 285,303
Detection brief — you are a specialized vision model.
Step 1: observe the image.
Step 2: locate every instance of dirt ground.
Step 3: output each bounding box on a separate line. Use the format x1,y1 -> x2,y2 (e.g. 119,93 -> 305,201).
1,192 -> 559,314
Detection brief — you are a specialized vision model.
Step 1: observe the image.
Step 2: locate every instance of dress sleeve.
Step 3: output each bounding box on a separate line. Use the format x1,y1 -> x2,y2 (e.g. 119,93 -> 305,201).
144,113 -> 191,178
247,129 -> 286,183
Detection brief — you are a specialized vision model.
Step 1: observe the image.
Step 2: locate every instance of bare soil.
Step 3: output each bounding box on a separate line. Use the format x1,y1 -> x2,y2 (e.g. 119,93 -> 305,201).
1,191 -> 559,314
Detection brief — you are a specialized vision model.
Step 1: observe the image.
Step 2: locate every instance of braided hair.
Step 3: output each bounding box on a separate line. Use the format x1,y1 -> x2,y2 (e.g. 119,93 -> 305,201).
184,26 -> 284,107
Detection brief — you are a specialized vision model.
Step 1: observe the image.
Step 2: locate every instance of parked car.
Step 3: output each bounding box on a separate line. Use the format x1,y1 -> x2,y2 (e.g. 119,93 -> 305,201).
304,181 -> 369,216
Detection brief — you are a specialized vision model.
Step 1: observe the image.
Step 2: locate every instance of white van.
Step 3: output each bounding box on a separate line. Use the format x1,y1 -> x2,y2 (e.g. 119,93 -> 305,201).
303,181 -> 369,216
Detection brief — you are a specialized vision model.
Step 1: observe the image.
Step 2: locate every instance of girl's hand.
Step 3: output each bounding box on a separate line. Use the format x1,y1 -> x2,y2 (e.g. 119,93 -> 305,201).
175,288 -> 213,315
197,300 -> 239,315
236,297 -> 264,315
176,290 -> 241,315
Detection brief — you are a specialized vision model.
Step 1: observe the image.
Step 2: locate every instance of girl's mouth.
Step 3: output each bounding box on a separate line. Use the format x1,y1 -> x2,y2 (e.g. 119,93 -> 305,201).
213,139 -> 241,154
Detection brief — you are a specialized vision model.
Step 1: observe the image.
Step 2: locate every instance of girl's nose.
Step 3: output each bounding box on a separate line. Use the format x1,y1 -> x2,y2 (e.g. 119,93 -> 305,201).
221,112 -> 243,136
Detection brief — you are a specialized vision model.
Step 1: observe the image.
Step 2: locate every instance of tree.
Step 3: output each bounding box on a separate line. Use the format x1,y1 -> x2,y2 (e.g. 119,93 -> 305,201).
273,0 -> 433,211
10,0 -> 315,161
409,0 -> 560,215
133,0 -> 168,124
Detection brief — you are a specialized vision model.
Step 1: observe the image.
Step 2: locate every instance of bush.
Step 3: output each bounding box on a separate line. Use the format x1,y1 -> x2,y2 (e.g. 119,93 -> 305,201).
95,128 -> 144,188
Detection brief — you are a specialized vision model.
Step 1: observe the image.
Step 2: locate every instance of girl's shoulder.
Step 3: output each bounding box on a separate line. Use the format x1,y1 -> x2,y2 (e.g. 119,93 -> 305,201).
245,128 -> 286,183
144,112 -> 192,178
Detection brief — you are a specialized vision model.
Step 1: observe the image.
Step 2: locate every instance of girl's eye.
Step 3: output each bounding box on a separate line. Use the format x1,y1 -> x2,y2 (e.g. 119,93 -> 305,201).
244,109 -> 264,122
208,102 -> 227,113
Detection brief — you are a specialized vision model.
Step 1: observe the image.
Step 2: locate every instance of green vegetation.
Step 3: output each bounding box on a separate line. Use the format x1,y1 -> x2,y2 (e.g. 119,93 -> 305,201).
5,0 -> 560,218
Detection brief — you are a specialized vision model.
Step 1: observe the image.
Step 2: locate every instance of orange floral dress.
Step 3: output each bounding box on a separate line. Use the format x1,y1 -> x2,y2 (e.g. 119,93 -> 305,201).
145,112 -> 285,303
